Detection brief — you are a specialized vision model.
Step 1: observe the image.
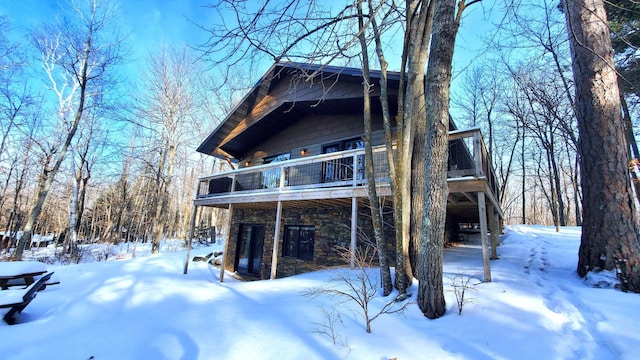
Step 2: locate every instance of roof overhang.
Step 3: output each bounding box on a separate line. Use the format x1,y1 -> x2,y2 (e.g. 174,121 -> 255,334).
196,62 -> 401,161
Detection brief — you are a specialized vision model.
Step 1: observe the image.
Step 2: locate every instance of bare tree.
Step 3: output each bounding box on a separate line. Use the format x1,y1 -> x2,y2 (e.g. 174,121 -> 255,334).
563,0 -> 640,292
356,1 -> 393,296
13,0 -> 124,260
133,46 -> 203,253
479,0 -> 583,226
63,109 -> 109,252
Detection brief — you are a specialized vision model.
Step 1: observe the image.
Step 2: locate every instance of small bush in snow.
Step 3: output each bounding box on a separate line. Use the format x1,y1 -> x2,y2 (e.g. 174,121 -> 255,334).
305,243 -> 410,333
310,305 -> 350,350
448,273 -> 480,315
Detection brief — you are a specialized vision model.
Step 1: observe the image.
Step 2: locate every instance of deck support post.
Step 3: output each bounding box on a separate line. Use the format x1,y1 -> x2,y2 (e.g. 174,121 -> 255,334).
496,212 -> 502,245
351,197 -> 357,269
478,192 -> 492,282
220,175 -> 237,282
271,200 -> 283,279
488,202 -> 498,260
270,168 -> 287,280
220,204 -> 233,282
491,207 -> 500,258
183,204 -> 199,274
219,204 -> 233,282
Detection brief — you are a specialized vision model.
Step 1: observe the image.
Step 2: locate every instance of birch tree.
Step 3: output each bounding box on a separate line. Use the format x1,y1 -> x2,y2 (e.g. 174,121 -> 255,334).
13,0 -> 124,260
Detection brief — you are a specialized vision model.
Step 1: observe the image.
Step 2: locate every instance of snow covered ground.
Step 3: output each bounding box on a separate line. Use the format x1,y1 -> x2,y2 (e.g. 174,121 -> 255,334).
0,225 -> 638,359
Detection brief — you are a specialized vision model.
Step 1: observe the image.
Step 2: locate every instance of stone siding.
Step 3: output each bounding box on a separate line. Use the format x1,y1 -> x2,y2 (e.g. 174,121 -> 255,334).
224,204 -> 396,279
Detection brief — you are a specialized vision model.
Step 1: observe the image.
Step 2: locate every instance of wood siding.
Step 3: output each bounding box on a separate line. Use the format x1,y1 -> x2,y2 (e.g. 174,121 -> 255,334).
240,113 -> 388,166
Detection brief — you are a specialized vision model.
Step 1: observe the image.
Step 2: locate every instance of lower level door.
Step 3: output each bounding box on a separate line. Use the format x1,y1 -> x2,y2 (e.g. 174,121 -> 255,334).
236,224 -> 265,276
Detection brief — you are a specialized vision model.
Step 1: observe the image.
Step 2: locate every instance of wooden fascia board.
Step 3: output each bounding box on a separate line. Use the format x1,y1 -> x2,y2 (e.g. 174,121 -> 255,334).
194,185 -> 392,207
447,177 -> 487,193
218,93 -> 286,148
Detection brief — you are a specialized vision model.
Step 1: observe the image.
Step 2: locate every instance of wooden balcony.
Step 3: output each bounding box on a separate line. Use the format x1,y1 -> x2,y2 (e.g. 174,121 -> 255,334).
194,127 -> 501,221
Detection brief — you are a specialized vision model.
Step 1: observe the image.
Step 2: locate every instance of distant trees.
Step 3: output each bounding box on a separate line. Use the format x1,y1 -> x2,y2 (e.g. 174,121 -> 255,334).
452,0 -> 583,227
133,47 -> 203,253
0,15 -> 35,252
0,1 -> 225,258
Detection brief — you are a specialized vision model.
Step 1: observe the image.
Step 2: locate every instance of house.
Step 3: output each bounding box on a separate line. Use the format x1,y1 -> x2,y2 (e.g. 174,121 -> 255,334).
194,62 -> 502,281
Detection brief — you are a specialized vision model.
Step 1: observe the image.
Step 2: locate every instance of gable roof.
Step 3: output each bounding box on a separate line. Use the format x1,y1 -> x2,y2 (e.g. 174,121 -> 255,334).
196,62 -> 402,161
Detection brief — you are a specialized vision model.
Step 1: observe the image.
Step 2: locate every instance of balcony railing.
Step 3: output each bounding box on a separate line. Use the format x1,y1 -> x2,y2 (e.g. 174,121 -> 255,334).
197,128 -> 499,201
448,127 -> 499,199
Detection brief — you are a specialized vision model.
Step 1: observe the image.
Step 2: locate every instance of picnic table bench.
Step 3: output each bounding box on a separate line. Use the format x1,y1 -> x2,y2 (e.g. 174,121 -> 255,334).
0,261 -> 48,290
0,272 -> 54,324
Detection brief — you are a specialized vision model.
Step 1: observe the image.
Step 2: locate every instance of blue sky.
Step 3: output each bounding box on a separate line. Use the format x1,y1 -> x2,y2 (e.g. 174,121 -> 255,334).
0,0 -> 496,67
0,0 -> 216,64
0,0 -> 498,109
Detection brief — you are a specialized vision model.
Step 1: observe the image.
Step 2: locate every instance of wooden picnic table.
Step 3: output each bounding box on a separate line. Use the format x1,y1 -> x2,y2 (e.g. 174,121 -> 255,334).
0,261 -> 47,290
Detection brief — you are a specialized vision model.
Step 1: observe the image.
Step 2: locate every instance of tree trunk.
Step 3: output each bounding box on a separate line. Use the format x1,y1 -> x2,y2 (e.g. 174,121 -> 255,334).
403,0 -> 435,286
563,0 -> 640,292
548,131 -> 566,228
572,153 -> 583,226
151,143 -> 171,253
14,159 -> 57,260
357,1 -> 392,296
522,127 -> 526,224
418,0 -> 462,319
68,175 -> 79,258
368,0 -> 409,295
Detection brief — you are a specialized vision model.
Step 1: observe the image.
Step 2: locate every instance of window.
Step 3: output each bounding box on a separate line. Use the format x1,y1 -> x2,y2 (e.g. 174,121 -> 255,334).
322,137 -> 365,183
261,152 -> 291,189
263,153 -> 291,164
283,225 -> 315,261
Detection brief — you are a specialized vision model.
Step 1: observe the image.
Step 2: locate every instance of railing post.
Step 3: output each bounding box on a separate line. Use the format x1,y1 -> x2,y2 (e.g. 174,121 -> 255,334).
230,173 -> 237,193
197,180 -> 205,197
353,151 -> 359,187
473,130 -> 483,177
279,165 -> 287,189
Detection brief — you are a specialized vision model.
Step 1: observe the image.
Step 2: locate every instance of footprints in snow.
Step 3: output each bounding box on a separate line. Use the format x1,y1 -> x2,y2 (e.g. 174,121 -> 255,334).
524,245 -> 550,275
521,239 -> 619,358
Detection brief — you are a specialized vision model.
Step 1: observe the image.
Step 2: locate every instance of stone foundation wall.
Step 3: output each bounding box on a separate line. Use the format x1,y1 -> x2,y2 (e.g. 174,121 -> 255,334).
223,204 -> 396,279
